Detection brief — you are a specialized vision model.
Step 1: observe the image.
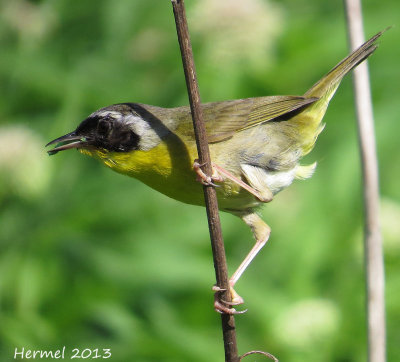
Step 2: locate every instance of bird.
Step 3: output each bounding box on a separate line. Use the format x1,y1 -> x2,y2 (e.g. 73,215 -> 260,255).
47,30 -> 384,314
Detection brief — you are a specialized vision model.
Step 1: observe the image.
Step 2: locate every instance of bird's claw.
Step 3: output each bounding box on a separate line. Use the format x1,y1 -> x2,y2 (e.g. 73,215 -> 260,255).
193,160 -> 223,187
214,300 -> 248,315
212,285 -> 247,314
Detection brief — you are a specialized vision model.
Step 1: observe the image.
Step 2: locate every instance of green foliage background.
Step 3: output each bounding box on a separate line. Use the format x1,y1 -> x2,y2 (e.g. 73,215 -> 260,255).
0,0 -> 399,361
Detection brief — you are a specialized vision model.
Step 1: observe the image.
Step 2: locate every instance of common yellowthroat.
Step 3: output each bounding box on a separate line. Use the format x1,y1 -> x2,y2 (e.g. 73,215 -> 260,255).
47,31 -> 383,314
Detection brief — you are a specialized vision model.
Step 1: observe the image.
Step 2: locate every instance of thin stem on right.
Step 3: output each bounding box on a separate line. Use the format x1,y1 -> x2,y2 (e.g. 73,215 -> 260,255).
344,1 -> 386,361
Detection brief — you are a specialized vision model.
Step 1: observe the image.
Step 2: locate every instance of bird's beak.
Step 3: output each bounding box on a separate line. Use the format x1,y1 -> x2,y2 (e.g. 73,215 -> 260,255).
46,132 -> 88,155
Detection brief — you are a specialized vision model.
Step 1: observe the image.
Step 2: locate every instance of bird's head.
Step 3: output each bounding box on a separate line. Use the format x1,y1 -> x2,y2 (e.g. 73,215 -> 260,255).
46,104 -> 144,158
47,103 -> 184,188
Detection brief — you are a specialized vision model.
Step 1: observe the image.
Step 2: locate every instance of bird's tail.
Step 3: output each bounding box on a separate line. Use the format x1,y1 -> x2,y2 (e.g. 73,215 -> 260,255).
304,29 -> 386,99
293,29 -> 387,157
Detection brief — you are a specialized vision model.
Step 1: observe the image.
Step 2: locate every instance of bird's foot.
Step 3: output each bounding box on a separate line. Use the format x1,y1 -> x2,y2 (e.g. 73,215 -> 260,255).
193,160 -> 223,187
212,285 -> 247,314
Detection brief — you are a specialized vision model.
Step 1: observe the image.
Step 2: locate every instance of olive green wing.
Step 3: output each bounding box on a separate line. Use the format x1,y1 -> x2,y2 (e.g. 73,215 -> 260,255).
203,96 -> 318,143
143,95 -> 318,143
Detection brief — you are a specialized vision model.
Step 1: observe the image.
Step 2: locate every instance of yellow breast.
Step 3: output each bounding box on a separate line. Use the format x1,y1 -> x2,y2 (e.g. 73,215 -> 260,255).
84,136 -> 208,206
81,135 -> 260,211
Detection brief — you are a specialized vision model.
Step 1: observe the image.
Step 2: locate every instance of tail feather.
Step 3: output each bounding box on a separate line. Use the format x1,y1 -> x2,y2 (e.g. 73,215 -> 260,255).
294,29 -> 387,156
304,29 -> 386,98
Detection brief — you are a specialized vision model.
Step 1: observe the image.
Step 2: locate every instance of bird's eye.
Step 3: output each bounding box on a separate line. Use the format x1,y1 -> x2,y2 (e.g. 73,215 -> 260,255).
118,131 -> 139,151
97,119 -> 111,137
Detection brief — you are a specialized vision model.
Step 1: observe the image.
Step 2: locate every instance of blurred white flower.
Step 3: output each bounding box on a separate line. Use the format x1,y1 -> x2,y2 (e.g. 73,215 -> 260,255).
1,0 -> 57,44
0,126 -> 51,200
127,28 -> 168,62
190,0 -> 284,70
272,298 -> 340,348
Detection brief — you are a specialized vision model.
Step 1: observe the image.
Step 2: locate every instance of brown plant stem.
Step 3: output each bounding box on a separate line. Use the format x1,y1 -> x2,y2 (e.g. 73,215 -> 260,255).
344,1 -> 386,361
171,1 -> 239,361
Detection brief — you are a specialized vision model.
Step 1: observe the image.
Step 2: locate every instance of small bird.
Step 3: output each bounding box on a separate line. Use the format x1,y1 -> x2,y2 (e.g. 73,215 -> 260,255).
47,31 -> 383,314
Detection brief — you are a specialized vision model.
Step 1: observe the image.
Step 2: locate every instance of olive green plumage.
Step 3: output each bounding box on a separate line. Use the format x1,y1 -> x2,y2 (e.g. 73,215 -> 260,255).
47,30 -> 384,311
47,31 -> 384,212
108,32 -> 381,210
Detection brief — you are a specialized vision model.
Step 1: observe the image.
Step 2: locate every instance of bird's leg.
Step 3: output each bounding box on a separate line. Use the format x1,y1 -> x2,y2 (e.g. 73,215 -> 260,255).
212,163 -> 269,201
230,212 -> 271,287
194,160 -> 273,313
213,212 -> 271,314
195,162 -> 274,314
193,160 -> 268,202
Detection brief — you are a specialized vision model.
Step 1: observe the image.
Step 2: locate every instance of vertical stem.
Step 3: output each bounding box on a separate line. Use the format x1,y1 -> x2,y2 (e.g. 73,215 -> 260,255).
344,2 -> 386,361
170,1 -> 239,361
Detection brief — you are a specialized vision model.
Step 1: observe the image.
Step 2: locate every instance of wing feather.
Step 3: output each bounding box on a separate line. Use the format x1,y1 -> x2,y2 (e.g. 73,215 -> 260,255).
205,96 -> 318,143
140,95 -> 318,144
